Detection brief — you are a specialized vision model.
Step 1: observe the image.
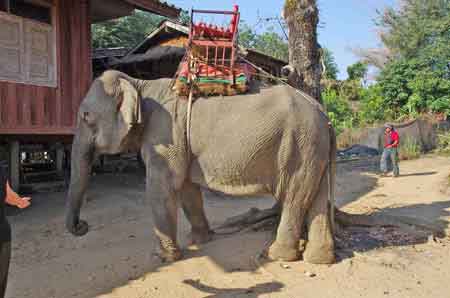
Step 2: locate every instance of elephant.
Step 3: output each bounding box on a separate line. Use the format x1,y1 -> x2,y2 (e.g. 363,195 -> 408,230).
0,168 -> 11,298
65,70 -> 336,264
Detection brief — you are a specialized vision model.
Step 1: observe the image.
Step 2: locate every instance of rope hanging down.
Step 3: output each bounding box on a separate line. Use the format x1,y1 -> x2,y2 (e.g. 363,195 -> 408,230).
186,78 -> 195,158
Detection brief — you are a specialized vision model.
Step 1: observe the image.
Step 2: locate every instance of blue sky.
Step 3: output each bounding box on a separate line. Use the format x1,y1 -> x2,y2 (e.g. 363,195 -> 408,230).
168,0 -> 397,79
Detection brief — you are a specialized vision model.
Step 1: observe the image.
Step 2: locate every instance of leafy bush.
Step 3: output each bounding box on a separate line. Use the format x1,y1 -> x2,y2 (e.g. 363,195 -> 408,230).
339,80 -> 362,101
359,85 -> 393,124
322,88 -> 356,134
347,61 -> 368,82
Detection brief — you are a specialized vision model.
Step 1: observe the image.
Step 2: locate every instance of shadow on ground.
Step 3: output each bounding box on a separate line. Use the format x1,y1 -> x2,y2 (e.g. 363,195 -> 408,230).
182,279 -> 284,298
397,171 -> 437,177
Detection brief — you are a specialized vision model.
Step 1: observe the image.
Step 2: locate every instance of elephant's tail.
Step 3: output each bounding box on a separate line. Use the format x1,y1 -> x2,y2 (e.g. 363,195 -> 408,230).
328,124 -> 337,234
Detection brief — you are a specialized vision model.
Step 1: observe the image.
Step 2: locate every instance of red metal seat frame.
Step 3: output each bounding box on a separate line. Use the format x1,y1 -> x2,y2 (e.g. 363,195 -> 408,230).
187,6 -> 240,82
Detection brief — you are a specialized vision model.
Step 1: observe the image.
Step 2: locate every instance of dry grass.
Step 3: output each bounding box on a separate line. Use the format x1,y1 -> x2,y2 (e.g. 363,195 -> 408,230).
398,137 -> 421,160
436,132 -> 450,156
337,127 -> 369,149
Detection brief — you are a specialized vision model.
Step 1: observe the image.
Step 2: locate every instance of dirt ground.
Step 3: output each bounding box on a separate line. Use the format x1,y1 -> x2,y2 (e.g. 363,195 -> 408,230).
5,155 -> 450,298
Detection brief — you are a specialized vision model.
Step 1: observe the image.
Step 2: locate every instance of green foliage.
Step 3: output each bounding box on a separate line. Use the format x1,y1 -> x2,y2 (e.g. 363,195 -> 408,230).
358,85 -> 393,124
92,10 -> 164,49
326,0 -> 450,132
369,0 -> 450,118
322,87 -> 356,134
238,24 -> 289,61
347,61 -> 368,81
321,48 -> 339,80
339,79 -> 363,101
376,56 -> 450,116
376,0 -> 450,59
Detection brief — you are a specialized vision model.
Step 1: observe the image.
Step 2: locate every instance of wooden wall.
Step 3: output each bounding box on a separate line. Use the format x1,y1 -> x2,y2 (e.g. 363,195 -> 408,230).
0,0 -> 92,137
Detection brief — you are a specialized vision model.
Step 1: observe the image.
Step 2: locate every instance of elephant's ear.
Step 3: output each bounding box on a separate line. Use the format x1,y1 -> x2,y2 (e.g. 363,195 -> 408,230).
117,78 -> 142,126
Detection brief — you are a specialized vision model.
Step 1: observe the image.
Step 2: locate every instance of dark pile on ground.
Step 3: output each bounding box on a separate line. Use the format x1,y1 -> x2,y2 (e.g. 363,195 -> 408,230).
337,145 -> 379,160
335,226 -> 425,253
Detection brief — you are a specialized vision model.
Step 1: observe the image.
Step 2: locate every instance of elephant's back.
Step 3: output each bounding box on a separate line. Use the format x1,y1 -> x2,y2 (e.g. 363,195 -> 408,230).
197,84 -> 321,114
192,84 -> 327,134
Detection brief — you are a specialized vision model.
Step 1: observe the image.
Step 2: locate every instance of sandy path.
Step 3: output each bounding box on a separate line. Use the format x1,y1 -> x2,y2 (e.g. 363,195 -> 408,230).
5,156 -> 450,298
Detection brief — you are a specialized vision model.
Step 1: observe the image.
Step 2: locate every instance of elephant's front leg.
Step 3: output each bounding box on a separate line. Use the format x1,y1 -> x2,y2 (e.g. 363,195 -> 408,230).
147,172 -> 181,262
180,182 -> 212,245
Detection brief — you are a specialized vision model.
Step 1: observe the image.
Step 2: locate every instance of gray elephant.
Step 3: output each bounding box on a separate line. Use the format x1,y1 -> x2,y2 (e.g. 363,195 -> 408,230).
66,70 -> 336,264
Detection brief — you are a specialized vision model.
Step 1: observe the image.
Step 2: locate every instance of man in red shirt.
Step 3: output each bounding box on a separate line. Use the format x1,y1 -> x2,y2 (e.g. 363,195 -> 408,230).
380,124 -> 400,177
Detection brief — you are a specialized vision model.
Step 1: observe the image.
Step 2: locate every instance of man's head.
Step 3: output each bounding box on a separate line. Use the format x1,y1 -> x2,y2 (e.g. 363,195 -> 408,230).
384,124 -> 394,133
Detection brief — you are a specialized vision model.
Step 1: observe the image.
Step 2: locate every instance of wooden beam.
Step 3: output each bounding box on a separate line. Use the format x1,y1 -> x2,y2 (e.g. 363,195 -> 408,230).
55,143 -> 64,173
26,0 -> 54,8
8,141 -> 20,191
123,0 -> 180,18
0,127 -> 75,135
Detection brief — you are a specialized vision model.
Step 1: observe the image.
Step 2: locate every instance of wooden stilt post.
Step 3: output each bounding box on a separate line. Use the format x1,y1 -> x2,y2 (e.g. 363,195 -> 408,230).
56,143 -> 65,174
8,141 -> 20,191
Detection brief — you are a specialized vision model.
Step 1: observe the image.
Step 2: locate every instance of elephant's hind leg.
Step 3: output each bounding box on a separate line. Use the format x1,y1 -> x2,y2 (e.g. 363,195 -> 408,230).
303,171 -> 335,264
268,166 -> 322,261
267,199 -> 305,261
180,182 -> 212,245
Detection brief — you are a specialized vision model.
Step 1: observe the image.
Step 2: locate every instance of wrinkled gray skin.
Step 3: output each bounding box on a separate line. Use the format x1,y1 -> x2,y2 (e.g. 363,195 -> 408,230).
66,70 -> 335,264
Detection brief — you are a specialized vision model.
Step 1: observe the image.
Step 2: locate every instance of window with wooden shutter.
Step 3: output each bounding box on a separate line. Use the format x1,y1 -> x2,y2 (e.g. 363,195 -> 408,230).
0,12 -> 25,82
0,1 -> 56,87
24,19 -> 55,86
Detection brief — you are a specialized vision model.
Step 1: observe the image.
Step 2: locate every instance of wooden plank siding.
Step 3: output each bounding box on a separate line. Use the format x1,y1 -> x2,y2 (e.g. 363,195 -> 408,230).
0,0 -> 92,136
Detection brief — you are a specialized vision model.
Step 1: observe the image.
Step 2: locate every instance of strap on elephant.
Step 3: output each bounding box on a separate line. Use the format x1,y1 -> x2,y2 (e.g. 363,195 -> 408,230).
185,73 -> 197,161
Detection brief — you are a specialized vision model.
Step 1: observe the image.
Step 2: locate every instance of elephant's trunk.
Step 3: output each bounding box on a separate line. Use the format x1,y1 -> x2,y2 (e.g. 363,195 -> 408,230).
65,130 -> 94,236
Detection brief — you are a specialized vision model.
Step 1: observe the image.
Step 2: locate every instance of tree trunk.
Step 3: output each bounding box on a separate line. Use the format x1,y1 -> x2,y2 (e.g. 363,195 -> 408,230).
284,0 -> 322,103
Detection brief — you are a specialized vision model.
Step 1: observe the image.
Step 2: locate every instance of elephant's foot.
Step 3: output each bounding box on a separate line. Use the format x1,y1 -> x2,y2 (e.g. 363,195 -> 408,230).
303,243 -> 335,264
159,247 -> 182,262
66,219 -> 89,237
267,242 -> 300,262
189,229 -> 213,245
157,238 -> 182,262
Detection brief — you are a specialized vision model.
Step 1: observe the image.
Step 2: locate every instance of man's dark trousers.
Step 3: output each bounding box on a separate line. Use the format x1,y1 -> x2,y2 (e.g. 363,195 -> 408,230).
0,168 -> 11,298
